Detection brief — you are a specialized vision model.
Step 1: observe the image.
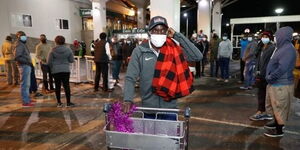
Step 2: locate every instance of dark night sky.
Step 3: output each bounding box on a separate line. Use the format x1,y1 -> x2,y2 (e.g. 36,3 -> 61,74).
180,0 -> 300,36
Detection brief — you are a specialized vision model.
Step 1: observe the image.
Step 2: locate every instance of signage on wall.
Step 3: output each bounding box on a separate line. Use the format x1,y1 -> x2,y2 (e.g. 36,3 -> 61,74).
80,9 -> 92,17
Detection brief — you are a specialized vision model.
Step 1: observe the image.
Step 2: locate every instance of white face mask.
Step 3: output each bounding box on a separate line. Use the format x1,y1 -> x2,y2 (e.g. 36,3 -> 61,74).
248,37 -> 253,41
222,36 -> 228,40
150,34 -> 167,48
203,38 -> 207,41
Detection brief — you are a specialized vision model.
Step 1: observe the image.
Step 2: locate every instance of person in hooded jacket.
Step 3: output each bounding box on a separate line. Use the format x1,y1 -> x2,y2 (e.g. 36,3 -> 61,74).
47,36 -> 75,107
264,27 -> 296,138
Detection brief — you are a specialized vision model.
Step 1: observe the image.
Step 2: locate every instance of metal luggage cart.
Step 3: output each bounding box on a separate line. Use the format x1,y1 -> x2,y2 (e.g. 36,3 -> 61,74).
103,103 -> 191,150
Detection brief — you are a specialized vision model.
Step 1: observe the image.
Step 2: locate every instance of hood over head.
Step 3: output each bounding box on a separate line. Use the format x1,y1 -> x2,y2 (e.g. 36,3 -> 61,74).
274,26 -> 293,48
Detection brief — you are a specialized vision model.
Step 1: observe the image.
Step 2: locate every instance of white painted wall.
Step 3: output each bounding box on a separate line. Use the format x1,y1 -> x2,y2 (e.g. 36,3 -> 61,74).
150,0 -> 180,32
0,0 -> 10,49
0,0 -> 90,44
197,0 -> 212,40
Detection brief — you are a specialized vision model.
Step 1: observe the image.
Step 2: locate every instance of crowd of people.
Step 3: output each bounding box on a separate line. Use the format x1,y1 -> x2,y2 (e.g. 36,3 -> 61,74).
1,32 -> 75,107
1,15 -> 300,138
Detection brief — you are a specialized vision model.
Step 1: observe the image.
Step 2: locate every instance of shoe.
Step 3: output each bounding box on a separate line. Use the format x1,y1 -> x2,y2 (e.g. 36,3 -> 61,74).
22,103 -> 35,107
217,78 -> 222,81
264,121 -> 285,130
66,102 -> 75,107
35,93 -> 43,97
264,129 -> 284,138
250,113 -> 273,121
224,79 -> 229,83
57,103 -> 64,107
240,86 -> 248,90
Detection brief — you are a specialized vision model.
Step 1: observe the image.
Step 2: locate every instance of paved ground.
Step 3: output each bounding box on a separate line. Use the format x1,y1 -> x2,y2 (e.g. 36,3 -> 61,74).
0,62 -> 300,150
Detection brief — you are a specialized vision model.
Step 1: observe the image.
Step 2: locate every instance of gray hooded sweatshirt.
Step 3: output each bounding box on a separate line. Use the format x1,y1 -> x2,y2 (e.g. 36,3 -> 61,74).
47,45 -> 74,74
266,26 -> 296,85
124,32 -> 203,109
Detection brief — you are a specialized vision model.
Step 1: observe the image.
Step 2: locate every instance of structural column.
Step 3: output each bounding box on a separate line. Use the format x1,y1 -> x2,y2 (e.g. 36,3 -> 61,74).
92,0 -> 107,40
137,7 -> 146,28
212,0 -> 222,37
197,0 -> 212,39
150,0 -> 180,32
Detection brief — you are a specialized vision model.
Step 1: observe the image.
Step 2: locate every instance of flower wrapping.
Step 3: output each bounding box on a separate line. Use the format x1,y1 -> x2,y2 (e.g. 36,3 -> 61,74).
108,101 -> 136,133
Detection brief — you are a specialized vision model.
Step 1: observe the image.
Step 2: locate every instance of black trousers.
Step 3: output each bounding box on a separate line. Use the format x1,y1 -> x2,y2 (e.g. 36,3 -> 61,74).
53,72 -> 71,104
240,59 -> 245,81
257,78 -> 267,112
94,62 -> 108,90
41,64 -> 54,90
195,61 -> 201,77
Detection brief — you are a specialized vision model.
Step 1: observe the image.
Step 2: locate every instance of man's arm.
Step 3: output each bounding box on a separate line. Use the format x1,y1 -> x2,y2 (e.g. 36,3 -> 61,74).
123,47 -> 141,103
173,32 -> 203,62
35,44 -> 42,61
266,49 -> 296,83
105,42 -> 112,60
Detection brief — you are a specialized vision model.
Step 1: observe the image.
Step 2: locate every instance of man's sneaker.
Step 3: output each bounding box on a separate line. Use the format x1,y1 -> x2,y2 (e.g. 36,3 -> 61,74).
250,113 -> 273,121
264,129 -> 284,138
217,78 -> 222,81
34,93 -> 43,97
264,121 -> 285,130
224,79 -> 229,83
22,103 -> 35,107
66,103 -> 75,107
57,103 -> 64,107
240,86 -> 248,90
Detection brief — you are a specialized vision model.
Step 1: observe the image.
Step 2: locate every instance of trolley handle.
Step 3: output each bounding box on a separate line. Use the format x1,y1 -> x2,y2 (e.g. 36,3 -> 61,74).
103,103 -> 191,118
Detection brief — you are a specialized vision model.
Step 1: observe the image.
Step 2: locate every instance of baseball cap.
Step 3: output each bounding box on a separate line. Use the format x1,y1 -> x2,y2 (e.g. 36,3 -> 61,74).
148,16 -> 168,31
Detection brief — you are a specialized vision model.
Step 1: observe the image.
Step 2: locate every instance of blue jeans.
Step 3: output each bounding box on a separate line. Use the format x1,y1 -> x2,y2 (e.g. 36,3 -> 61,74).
18,65 -> 31,104
244,61 -> 256,87
111,60 -> 122,80
144,113 -> 177,121
219,57 -> 230,79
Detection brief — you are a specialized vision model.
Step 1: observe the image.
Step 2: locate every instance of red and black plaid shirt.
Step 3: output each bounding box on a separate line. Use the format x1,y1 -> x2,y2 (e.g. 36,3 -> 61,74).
152,38 -> 194,101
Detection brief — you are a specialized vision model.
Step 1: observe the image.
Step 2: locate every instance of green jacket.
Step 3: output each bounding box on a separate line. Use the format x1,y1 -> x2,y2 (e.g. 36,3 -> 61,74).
36,42 -> 51,64
209,38 -> 221,61
123,32 -> 203,108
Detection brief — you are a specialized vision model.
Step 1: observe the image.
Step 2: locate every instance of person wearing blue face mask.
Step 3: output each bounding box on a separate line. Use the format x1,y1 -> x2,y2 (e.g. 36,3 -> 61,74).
239,34 -> 249,83
217,33 -> 233,83
249,32 -> 275,122
14,31 -> 35,107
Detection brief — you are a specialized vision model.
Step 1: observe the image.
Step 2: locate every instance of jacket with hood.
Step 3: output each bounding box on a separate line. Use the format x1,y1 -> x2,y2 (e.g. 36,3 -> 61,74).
47,45 -> 74,74
218,39 -> 233,59
14,41 -> 32,66
124,32 -> 203,109
266,27 -> 297,85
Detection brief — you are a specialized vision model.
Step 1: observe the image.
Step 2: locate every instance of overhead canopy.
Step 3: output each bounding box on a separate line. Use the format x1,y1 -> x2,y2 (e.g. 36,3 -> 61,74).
230,15 -> 300,24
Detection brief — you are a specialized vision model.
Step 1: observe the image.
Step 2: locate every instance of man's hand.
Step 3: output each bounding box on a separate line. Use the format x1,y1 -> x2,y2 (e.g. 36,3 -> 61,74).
123,101 -> 133,113
167,28 -> 176,38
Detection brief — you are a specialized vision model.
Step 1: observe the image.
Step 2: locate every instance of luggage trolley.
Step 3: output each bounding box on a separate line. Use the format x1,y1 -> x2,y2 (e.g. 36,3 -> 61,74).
103,103 -> 191,150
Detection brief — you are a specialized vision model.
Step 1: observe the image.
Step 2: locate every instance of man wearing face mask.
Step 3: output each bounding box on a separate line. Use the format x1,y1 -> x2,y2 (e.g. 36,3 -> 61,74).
217,33 -> 233,82
36,34 -> 54,93
239,34 -> 249,83
14,31 -> 34,107
264,27 -> 296,137
123,16 -> 203,118
240,34 -> 258,90
249,32 -> 274,121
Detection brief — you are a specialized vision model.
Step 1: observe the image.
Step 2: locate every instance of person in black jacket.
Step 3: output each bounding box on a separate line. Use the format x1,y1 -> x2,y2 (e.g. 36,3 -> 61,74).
249,32 -> 275,121
111,36 -> 123,85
